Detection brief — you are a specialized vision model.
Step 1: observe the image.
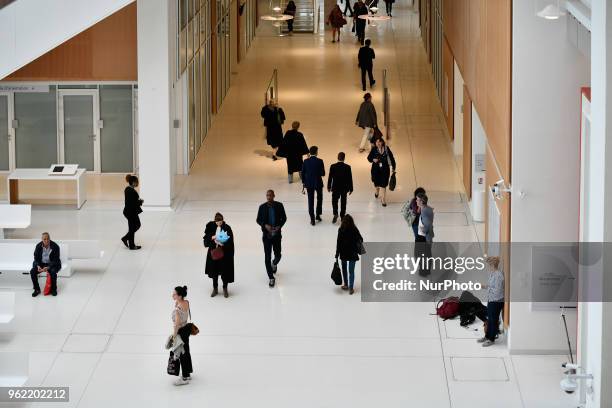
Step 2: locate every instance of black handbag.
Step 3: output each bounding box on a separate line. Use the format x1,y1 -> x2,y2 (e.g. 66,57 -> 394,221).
389,172 -> 397,191
331,260 -> 342,285
167,352 -> 180,375
357,240 -> 366,255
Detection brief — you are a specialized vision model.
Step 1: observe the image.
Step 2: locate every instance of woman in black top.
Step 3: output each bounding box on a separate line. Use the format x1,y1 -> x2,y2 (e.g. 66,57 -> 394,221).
121,174 -> 143,250
335,214 -> 363,294
367,138 -> 396,207
203,213 -> 235,298
284,0 -> 296,34
276,121 -> 309,183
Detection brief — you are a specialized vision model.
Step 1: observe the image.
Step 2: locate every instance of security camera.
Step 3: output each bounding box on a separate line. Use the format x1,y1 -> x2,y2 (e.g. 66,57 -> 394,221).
560,376 -> 578,394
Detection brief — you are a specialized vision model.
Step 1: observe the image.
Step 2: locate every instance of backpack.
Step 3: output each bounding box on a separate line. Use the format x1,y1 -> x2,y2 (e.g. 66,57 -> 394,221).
436,296 -> 460,320
458,291 -> 486,327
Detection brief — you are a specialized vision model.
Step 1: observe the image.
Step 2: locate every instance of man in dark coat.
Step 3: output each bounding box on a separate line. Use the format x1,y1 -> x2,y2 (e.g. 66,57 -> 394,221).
260,100 -> 286,160
203,213 -> 235,298
302,146 -> 326,226
276,121 -> 309,183
353,0 -> 368,45
327,152 -> 354,223
30,232 -> 62,297
256,190 -> 287,288
358,39 -> 376,91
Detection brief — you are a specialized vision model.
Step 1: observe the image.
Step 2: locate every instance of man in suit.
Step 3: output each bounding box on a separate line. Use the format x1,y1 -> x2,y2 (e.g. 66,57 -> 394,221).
358,39 -> 376,91
302,146 -> 326,226
327,152 -> 354,223
415,193 -> 434,276
30,232 -> 62,297
256,190 -> 287,288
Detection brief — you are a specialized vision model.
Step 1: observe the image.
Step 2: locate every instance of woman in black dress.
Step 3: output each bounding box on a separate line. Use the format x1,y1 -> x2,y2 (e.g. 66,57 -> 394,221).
284,0 -> 296,34
276,121 -> 309,183
367,138 -> 396,207
260,100 -> 286,160
203,213 -> 235,298
121,174 -> 143,250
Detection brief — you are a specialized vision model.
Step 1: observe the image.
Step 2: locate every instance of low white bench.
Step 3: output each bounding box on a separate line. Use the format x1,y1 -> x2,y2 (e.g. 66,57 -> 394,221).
0,204 -> 31,239
0,352 -> 29,387
0,292 -> 15,327
0,241 -> 72,278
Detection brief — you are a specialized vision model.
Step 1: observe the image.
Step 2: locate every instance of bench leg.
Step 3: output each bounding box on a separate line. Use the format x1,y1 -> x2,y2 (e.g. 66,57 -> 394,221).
8,180 -> 19,205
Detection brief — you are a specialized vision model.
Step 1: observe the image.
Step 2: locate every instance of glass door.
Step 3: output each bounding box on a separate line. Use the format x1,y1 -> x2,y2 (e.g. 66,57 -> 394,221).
58,90 -> 100,172
0,93 -> 14,171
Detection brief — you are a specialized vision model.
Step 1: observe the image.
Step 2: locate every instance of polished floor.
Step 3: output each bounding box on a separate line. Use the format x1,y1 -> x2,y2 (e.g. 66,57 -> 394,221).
0,2 -> 578,407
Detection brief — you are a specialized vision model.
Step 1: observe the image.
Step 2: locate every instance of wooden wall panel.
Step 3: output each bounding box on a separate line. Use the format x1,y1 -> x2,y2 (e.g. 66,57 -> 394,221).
442,35 -> 454,140
463,85 -> 472,199
3,3 -> 137,81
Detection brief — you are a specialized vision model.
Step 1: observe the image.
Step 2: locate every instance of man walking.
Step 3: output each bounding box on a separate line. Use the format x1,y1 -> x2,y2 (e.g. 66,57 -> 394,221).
353,0 -> 368,45
256,190 -> 287,288
358,39 -> 376,92
302,146 -> 326,226
328,152 -> 354,223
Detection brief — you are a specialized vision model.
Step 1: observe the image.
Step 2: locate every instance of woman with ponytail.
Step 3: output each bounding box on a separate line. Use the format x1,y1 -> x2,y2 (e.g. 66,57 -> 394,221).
171,286 -> 192,385
121,174 -> 143,250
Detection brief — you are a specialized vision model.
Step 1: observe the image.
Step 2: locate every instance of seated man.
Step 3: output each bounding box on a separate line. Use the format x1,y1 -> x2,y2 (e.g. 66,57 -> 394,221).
30,232 -> 61,297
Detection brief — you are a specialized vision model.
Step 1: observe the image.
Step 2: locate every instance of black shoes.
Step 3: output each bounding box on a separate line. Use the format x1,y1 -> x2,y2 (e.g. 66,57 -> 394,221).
371,80 -> 376,87
223,288 -> 229,298
51,290 -> 57,297
310,219 -> 315,226
332,215 -> 338,223
32,290 -> 40,298
121,237 -> 129,248
211,288 -> 218,297
129,246 -> 142,250
269,278 -> 276,288
316,215 -> 322,222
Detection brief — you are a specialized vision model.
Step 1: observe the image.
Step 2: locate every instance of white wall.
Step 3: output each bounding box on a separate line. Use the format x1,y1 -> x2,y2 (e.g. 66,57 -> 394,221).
0,0 -> 134,79
510,0 -> 590,353
471,106 -> 486,198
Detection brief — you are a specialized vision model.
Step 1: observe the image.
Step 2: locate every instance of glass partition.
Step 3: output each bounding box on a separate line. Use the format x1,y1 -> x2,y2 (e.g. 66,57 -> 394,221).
14,87 -> 57,168
0,95 -> 9,170
100,85 -> 134,172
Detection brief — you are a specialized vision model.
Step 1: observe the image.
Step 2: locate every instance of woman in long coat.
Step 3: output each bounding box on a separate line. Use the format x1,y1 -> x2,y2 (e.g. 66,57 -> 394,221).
367,137 -> 396,207
276,121 -> 309,183
203,213 -> 235,298
260,100 -> 286,160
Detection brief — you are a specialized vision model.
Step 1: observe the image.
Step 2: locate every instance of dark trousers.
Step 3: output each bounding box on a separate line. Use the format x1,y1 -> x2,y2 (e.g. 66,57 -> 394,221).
287,19 -> 294,32
361,66 -> 374,90
177,325 -> 193,377
385,1 -> 392,14
30,263 -> 58,292
212,275 -> 228,289
415,235 -> 432,274
356,21 -> 366,44
331,191 -> 348,217
343,0 -> 353,16
485,300 -> 504,341
263,234 -> 282,279
307,186 -> 323,221
122,214 -> 141,248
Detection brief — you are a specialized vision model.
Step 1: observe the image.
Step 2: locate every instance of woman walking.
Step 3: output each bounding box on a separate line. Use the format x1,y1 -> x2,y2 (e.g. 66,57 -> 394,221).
285,0 -> 296,34
367,138 -> 396,207
407,187 -> 426,239
171,286 -> 192,385
260,99 -> 286,160
383,0 -> 394,16
327,4 -> 346,42
121,174 -> 143,250
276,121 -> 309,183
203,213 -> 235,298
335,214 -> 363,294
355,93 -> 378,153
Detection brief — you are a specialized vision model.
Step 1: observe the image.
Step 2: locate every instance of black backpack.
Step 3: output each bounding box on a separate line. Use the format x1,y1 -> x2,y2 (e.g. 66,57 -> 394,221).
458,291 -> 486,327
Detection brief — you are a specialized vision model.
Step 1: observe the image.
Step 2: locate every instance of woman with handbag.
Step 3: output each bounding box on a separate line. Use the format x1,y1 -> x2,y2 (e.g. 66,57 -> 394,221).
327,4 -> 346,43
203,213 -> 235,298
335,214 -> 364,294
171,286 -> 192,385
367,138 -> 396,207
121,174 -> 143,250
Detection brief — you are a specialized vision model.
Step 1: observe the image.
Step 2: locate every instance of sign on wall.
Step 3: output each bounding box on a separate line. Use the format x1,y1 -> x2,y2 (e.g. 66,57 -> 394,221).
0,85 -> 50,93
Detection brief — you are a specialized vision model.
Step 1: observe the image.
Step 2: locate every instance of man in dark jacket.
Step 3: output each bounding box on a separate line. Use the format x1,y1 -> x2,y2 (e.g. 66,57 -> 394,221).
302,146 -> 326,226
353,0 -> 368,45
276,121 -> 309,184
30,232 -> 61,297
256,190 -> 287,288
358,39 -> 376,91
327,152 -> 354,223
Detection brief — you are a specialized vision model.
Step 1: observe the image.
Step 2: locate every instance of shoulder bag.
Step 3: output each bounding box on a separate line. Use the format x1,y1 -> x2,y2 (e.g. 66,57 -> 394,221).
387,148 -> 397,191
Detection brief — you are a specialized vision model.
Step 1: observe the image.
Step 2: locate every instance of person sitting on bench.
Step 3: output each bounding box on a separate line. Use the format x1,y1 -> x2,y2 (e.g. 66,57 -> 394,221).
30,232 -> 61,297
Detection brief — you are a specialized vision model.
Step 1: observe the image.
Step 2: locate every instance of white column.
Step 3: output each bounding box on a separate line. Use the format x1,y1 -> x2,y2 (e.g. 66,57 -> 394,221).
137,0 -> 174,210
581,0 -> 612,406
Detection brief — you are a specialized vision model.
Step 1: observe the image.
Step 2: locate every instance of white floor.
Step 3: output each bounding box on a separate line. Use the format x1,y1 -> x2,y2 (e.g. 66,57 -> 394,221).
0,2 -> 578,407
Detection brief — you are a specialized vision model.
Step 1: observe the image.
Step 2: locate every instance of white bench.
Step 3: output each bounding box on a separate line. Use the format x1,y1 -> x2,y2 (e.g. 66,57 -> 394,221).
0,204 -> 31,239
0,352 -> 29,387
0,292 -> 15,327
0,241 -> 72,278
